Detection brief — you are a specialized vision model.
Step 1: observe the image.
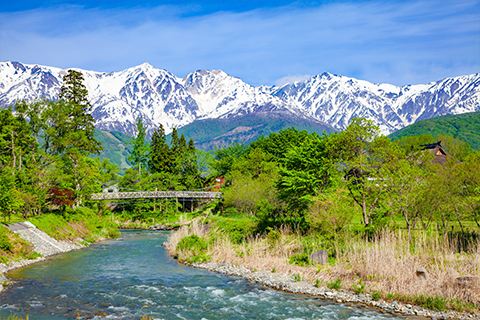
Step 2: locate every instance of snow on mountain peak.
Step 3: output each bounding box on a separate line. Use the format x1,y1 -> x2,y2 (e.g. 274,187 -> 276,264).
1,61 -> 479,137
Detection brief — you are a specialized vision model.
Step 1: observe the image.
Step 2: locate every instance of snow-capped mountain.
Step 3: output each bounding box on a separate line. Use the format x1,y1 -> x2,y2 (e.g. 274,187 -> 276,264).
1,61 -> 479,136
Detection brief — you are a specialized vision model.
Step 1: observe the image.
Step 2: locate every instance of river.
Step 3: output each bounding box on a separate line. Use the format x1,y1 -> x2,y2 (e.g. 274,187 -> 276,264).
0,230 -> 407,319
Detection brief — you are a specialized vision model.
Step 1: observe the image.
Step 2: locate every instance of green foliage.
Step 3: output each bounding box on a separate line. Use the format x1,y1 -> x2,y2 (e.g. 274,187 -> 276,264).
413,294 -> 448,311
176,234 -> 211,263
306,189 -> 356,236
371,291 -> 382,301
177,234 -> 208,254
352,278 -> 366,294
276,133 -> 336,212
327,277 -> 342,290
0,225 -> 40,263
0,226 -> 13,252
289,253 -> 311,267
148,124 -> 170,174
174,113 -> 336,151
129,118 -> 149,175
266,227 -> 281,247
292,273 -> 302,282
209,216 -> 257,244
223,149 -> 282,216
30,208 -> 119,243
211,143 -> 248,176
389,111 -> 480,150
250,127 -> 315,163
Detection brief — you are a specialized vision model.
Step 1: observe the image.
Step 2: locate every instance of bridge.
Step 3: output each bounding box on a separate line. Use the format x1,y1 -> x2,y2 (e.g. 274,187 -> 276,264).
90,191 -> 222,201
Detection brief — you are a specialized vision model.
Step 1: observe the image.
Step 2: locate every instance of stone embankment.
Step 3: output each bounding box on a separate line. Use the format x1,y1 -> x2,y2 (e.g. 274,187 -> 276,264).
0,221 -> 84,292
186,261 -> 479,320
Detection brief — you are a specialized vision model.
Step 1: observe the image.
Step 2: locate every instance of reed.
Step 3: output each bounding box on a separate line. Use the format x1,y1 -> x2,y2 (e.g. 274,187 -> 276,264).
165,224 -> 480,311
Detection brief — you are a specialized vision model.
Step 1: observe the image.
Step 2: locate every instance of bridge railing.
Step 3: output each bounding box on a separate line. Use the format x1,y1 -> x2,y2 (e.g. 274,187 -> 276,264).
90,191 -> 222,201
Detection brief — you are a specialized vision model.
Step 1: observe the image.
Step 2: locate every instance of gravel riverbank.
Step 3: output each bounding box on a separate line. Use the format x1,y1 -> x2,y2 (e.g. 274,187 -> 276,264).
0,222 -> 84,293
184,261 -> 479,320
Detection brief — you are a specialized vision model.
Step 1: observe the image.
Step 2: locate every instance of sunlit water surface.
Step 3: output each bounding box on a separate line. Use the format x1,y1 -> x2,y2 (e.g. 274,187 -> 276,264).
0,230 -> 407,319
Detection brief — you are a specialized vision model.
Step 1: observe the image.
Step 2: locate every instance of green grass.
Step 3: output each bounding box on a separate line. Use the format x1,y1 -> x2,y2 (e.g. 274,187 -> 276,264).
209,216 -> 258,244
29,207 -> 120,243
0,226 -> 41,263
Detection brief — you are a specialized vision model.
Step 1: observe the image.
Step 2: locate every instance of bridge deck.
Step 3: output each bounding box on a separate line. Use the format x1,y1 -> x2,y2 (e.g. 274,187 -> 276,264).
91,191 -> 222,201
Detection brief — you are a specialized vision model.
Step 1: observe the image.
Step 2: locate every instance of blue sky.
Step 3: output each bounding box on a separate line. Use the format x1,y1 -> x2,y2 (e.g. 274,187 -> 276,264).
1,0 -> 479,87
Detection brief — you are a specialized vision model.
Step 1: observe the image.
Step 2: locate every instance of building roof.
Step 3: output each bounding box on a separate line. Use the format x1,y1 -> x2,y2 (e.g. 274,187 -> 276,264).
420,141 -> 449,166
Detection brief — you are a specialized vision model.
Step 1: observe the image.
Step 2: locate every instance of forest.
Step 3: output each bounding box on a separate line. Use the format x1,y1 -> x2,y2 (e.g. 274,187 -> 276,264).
1,70 -> 479,311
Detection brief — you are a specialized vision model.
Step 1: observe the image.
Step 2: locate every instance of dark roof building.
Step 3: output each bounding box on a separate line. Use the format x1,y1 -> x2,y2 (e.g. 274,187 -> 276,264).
420,141 -> 450,166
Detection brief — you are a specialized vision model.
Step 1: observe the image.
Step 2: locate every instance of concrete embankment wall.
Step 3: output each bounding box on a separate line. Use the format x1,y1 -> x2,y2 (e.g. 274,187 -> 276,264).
0,221 -> 84,292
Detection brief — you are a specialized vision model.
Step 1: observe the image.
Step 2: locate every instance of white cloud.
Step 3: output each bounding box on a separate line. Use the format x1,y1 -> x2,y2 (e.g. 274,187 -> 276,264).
275,75 -> 311,87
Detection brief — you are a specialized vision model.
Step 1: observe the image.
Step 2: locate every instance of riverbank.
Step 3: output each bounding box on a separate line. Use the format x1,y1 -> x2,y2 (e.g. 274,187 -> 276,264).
182,260 -> 479,320
164,220 -> 480,320
0,222 -> 86,292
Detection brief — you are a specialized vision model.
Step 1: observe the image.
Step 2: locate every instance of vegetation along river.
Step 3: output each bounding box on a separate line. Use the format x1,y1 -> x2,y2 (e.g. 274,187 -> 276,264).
0,230 -> 408,320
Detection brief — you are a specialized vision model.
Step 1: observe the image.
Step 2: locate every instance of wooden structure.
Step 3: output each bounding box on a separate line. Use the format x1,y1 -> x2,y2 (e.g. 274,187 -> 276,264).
420,141 -> 451,166
90,191 -> 222,201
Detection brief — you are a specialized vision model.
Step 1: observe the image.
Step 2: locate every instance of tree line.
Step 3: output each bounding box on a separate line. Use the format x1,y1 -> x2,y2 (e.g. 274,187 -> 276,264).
0,70 -> 206,222
213,118 -> 480,241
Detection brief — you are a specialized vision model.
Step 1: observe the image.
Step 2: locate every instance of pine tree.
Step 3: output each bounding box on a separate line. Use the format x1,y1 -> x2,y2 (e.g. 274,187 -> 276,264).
129,118 -> 149,175
57,69 -> 102,155
149,124 -> 170,173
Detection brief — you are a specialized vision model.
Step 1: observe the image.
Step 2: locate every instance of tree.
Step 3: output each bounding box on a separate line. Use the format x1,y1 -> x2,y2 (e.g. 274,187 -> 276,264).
211,143 -> 248,176
387,158 -> 430,243
250,127 -> 313,163
148,124 -> 170,174
129,118 -> 149,175
276,134 -> 337,213
59,69 -> 90,107
54,70 -> 103,206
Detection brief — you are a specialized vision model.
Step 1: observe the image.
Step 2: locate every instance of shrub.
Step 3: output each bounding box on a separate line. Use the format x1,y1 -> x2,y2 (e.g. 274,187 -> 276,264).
327,277 -> 342,290
289,253 -> 311,267
177,234 -> 207,253
352,278 -> 365,294
0,227 -> 13,252
371,291 -> 382,301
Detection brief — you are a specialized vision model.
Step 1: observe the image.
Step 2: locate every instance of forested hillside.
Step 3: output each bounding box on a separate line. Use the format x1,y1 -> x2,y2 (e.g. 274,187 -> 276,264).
389,111 -> 480,150
94,129 -> 133,174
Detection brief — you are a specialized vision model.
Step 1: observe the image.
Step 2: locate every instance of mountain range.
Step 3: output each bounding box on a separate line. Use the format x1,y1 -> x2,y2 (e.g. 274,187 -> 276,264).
1,61 -> 479,141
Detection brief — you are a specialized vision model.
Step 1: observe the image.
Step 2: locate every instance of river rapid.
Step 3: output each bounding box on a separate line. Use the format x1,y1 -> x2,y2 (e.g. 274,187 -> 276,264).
0,230 -> 408,320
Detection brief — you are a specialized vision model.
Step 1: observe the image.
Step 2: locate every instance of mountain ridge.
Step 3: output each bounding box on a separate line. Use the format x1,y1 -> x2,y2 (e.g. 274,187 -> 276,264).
1,61 -> 478,137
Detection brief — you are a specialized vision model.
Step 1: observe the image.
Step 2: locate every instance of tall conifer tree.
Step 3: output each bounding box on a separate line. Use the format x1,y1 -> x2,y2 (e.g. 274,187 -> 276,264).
149,124 -> 170,173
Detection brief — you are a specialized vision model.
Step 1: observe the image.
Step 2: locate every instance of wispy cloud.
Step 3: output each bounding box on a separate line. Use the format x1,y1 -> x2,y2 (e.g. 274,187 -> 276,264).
0,1 -> 478,86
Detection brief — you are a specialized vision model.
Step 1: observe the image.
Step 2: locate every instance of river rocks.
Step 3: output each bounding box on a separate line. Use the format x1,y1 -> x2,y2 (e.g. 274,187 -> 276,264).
456,276 -> 479,287
416,267 -> 429,280
309,250 -> 328,265
183,261 -> 479,320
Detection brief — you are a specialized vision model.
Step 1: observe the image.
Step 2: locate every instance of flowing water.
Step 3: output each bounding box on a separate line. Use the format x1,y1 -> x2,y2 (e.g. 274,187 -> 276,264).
0,230 -> 406,320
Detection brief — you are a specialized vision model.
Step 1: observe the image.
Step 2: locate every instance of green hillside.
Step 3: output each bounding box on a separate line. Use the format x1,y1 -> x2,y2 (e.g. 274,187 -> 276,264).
173,112 -> 336,151
389,111 -> 480,150
94,129 -> 133,173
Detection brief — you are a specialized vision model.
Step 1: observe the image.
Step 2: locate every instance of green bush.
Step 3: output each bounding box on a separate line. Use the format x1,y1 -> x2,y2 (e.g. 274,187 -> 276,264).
352,278 -> 365,294
177,234 -> 208,255
289,253 -> 311,267
371,291 -> 382,301
327,277 -> 342,290
414,294 -> 447,311
0,227 -> 13,252
210,216 -> 256,244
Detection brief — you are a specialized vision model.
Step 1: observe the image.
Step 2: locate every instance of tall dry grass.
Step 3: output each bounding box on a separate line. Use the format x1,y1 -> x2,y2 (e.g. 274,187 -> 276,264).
165,224 -> 480,310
